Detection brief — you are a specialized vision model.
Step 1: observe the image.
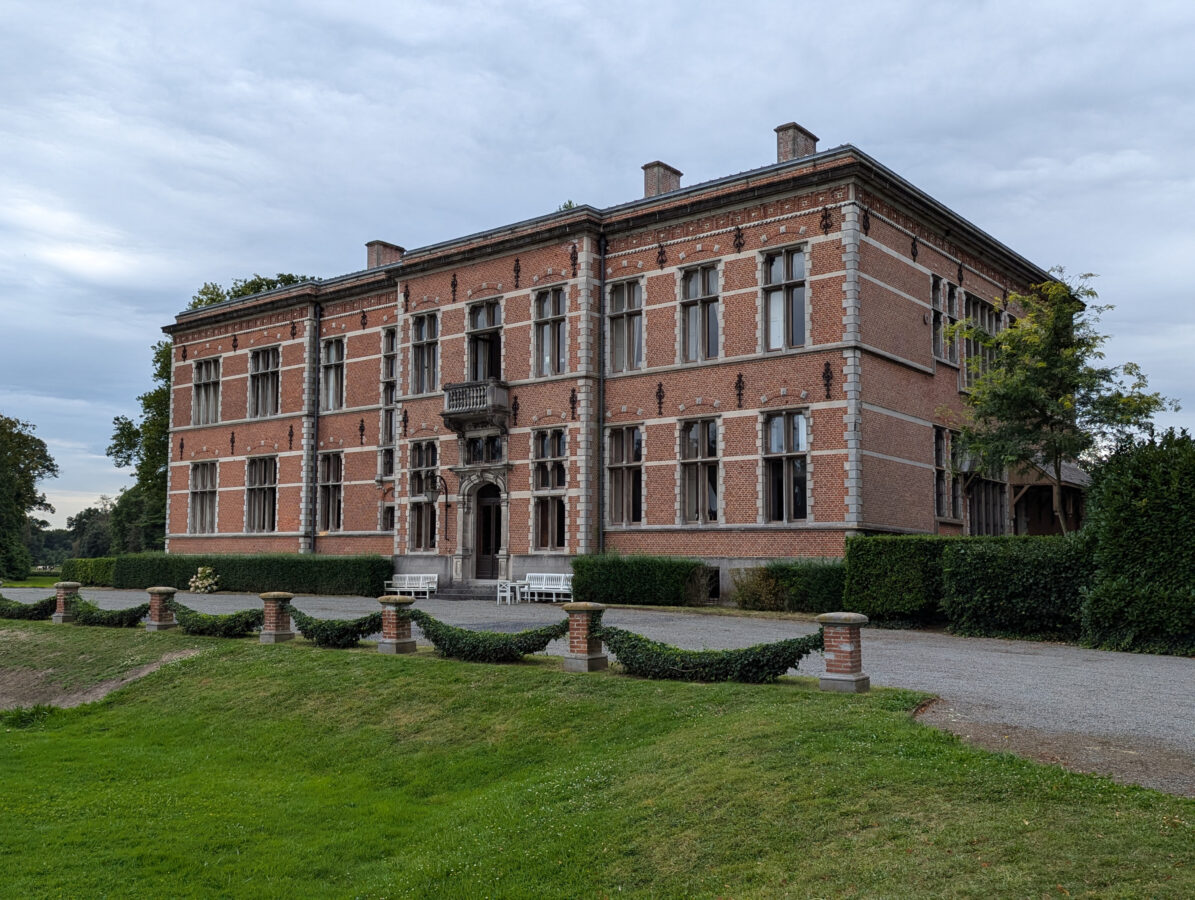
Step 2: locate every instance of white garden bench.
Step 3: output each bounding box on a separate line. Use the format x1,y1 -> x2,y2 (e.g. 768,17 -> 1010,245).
384,573 -> 439,600
520,572 -> 573,603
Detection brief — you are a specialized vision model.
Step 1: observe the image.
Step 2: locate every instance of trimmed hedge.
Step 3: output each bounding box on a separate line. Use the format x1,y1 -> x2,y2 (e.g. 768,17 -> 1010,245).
733,560 -> 845,613
843,536 -> 950,624
288,606 -> 383,649
112,554 -> 391,596
0,594 -> 57,620
1082,430 -> 1195,656
941,536 -> 1091,640
72,598 -> 150,628
571,554 -> 712,607
406,609 -> 569,662
61,557 -> 117,586
599,621 -> 824,684
168,599 -> 264,638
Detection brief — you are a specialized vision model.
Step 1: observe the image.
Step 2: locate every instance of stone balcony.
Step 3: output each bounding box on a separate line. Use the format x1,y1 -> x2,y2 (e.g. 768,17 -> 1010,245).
441,378 -> 511,433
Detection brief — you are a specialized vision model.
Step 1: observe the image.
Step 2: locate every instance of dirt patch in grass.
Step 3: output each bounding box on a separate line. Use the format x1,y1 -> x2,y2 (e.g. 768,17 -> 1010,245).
917,698 -> 1195,798
0,649 -> 204,711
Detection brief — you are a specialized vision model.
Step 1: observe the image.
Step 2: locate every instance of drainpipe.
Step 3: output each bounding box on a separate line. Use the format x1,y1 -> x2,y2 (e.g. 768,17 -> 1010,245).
306,301 -> 324,554
596,233 -> 608,553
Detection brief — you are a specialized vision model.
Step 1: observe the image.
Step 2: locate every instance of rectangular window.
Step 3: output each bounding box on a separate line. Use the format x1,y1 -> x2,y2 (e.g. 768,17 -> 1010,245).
409,440 -> 437,550
411,314 -> 438,393
533,428 -> 567,550
381,503 -> 396,533
963,293 -> 1000,389
467,301 -> 502,381
763,411 -> 808,522
763,248 -> 806,351
680,419 -> 719,522
681,265 -> 719,361
382,326 -> 397,413
535,287 -> 566,376
609,281 -> 644,372
464,434 -> 504,465
934,427 -> 962,520
607,425 -> 643,525
321,338 -> 345,411
192,359 -> 221,425
188,462 -> 217,534
967,478 -> 1006,535
249,347 -> 281,417
932,278 -> 959,364
317,452 -> 342,532
245,457 -> 277,533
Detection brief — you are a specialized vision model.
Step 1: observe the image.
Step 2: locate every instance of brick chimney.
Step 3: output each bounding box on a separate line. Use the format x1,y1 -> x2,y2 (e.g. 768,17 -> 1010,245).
642,161 -> 683,198
366,240 -> 405,269
775,122 -> 819,163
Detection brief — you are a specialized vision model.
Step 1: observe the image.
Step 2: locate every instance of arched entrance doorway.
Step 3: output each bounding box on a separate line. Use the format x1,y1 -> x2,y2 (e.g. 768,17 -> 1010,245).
475,483 -> 502,579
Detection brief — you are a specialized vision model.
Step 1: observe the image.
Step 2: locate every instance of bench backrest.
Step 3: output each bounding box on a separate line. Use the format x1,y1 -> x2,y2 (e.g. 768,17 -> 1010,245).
525,573 -> 571,589
389,574 -> 438,589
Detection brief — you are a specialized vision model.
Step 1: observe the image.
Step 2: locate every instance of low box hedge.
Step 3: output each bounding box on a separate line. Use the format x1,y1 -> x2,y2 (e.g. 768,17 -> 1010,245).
288,606 -> 383,649
843,536 -> 951,624
72,598 -> 150,628
168,599 -> 264,638
572,554 -> 712,607
60,558 -> 117,586
941,536 -> 1091,640
733,560 -> 845,613
405,609 -> 569,662
0,594 -> 57,620
112,554 -> 390,597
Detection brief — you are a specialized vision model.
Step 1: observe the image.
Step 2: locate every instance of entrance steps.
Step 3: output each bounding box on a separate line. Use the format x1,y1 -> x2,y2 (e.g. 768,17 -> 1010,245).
433,581 -> 500,603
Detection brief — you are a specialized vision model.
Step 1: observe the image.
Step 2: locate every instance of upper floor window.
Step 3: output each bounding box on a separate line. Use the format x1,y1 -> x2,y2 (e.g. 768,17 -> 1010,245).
763,411 -> 808,522
681,418 -> 719,523
411,313 -> 438,394
934,426 -> 962,520
535,288 -> 566,376
607,425 -> 643,525
609,281 -> 643,372
763,248 -> 806,351
468,300 -> 501,381
533,428 -> 567,550
382,326 -> 397,399
317,452 -> 342,532
188,461 -> 217,534
681,265 -> 719,362
932,277 -> 959,364
192,358 -> 221,425
963,293 -> 1000,389
321,338 -> 345,411
465,433 -> 504,465
409,441 -> 437,550
248,347 -> 280,418
246,457 -> 277,533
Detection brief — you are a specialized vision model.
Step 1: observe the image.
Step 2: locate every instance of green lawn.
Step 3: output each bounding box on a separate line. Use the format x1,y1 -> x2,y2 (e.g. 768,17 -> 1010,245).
1,623 -> 1191,898
0,574 -> 59,589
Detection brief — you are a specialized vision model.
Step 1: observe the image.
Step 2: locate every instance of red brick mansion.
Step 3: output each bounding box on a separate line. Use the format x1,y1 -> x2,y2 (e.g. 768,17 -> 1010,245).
163,121 -> 1072,589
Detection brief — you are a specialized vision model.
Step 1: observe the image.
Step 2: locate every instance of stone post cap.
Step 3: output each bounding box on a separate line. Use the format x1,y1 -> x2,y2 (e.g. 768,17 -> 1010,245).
815,612 -> 869,626
54,581 -> 82,590
146,586 -> 177,595
562,602 -> 605,612
259,591 -> 295,601
378,595 -> 417,607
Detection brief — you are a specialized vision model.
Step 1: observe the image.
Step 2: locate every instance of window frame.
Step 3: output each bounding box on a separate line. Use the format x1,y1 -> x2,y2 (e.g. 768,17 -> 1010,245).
467,300 -> 502,382
607,425 -> 643,525
932,277 -> 960,365
245,456 -> 277,533
608,280 -> 644,373
762,247 -> 807,352
763,410 -> 809,522
248,347 -> 281,418
320,337 -> 345,411
410,313 -> 439,394
532,427 -> 567,550
680,264 -> 720,362
680,418 -> 719,523
409,440 -> 438,550
192,358 -> 221,425
934,426 -> 963,521
962,292 -> 1001,389
317,451 -> 343,532
534,287 -> 567,377
188,461 -> 218,534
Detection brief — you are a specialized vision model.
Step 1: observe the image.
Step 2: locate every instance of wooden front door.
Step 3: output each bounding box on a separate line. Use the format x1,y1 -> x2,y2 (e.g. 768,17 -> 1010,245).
475,484 -> 501,579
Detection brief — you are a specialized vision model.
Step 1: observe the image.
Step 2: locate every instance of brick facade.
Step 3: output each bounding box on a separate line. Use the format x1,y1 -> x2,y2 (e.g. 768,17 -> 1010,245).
162,123 -> 1049,589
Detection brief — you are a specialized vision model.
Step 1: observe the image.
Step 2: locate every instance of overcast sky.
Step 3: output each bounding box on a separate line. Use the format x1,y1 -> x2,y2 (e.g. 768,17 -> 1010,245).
2,0 -> 1193,527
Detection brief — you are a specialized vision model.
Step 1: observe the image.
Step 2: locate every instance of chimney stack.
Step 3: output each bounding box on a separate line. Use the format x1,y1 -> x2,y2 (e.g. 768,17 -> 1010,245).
366,240 -> 405,269
642,161 -> 683,198
775,122 -> 819,163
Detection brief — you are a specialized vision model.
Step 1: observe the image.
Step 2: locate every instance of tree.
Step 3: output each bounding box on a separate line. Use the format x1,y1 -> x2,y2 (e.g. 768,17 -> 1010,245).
108,274 -> 313,550
67,497 -> 114,558
949,271 -> 1172,534
0,416 -> 59,579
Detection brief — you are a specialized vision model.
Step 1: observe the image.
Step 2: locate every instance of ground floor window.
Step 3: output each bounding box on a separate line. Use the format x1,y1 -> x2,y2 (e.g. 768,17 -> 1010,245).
189,461 -> 217,533
246,457 -> 276,533
681,419 -> 719,522
607,425 -> 642,525
317,452 -> 342,532
934,427 -> 962,520
534,496 -> 566,550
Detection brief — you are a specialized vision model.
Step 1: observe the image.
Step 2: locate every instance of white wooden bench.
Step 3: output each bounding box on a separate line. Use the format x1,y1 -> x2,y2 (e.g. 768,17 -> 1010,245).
520,573 -> 573,603
384,573 -> 439,600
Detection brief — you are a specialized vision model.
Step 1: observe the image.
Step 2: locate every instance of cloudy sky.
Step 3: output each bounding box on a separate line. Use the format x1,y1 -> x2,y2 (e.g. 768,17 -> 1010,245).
2,0 -> 1193,527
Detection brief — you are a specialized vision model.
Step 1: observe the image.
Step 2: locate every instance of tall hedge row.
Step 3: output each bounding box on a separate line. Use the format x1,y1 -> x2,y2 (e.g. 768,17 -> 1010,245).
61,557 -> 117,586
1081,431 -> 1195,656
842,536 -> 950,624
941,536 -> 1091,639
111,554 -> 391,597
733,560 -> 845,613
571,554 -> 712,607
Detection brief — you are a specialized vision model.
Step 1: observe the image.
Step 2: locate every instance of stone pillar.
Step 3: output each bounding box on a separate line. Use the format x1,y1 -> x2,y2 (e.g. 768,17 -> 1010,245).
377,595 -> 417,654
146,586 -> 178,631
260,592 -> 295,644
561,602 -> 607,673
815,612 -> 870,693
51,581 -> 81,624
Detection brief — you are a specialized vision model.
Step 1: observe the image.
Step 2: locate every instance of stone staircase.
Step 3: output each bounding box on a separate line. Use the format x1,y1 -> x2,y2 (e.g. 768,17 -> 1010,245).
432,581 -> 501,603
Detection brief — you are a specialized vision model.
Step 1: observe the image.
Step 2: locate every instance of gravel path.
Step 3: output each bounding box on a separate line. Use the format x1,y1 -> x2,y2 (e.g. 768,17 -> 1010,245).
8,586 -> 1193,795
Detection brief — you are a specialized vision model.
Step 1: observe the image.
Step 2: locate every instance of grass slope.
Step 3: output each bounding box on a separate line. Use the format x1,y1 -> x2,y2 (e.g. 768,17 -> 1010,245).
0,622 -> 1192,898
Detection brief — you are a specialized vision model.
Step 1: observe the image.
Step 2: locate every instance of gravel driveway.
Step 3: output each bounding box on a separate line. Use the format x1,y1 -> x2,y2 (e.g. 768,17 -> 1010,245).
8,587 -> 1193,796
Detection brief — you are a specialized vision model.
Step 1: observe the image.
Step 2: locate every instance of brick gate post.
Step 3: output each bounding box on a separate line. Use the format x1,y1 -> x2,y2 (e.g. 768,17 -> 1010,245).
561,602 -> 607,673
145,587 -> 178,631
378,596 -> 417,654
259,592 -> 295,644
51,581 -> 81,624
815,612 -> 870,693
